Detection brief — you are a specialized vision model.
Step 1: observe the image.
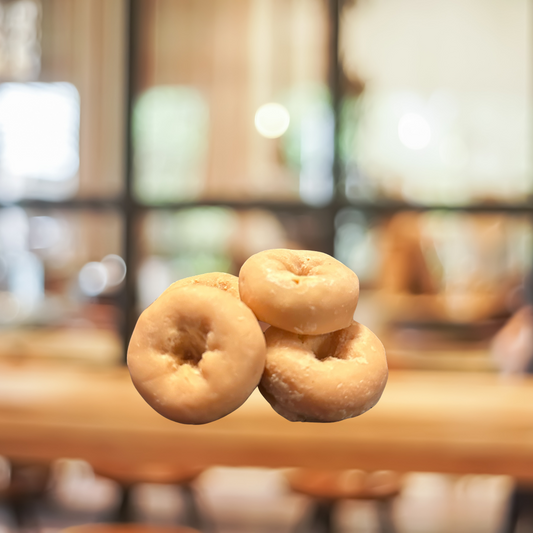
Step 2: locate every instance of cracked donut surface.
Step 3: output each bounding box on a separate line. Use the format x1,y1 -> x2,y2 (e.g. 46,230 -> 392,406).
127,284 -> 266,424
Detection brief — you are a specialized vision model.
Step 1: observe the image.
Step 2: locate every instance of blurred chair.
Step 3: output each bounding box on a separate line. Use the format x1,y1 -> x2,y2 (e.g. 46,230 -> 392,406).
62,524 -> 200,533
500,484 -> 533,533
91,462 -> 207,531
491,305 -> 533,376
0,459 -> 51,529
491,304 -> 533,533
286,469 -> 402,533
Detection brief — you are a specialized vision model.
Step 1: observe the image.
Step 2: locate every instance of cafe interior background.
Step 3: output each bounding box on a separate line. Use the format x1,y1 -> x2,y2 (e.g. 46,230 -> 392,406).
0,0 -> 532,532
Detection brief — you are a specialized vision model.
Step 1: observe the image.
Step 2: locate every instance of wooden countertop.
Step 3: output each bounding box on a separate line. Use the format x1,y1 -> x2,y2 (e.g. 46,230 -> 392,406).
1,361 -> 533,479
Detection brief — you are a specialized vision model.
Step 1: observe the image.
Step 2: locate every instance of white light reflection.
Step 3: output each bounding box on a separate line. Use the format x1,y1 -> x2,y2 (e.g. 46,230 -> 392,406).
29,215 -> 63,249
439,136 -> 469,169
398,113 -> 431,150
0,82 -> 80,181
254,103 -> 290,138
79,262 -> 107,297
101,254 -> 126,287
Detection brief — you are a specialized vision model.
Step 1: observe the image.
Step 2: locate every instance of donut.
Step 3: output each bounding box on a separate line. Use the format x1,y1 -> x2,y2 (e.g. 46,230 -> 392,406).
162,273 -> 271,331
239,249 -> 359,335
163,272 -> 240,299
128,284 -> 266,424
259,321 -> 388,422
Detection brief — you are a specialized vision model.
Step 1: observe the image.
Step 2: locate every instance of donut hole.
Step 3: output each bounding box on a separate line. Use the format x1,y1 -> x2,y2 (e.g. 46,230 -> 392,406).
170,317 -> 211,366
280,255 -> 315,278
304,330 -> 348,362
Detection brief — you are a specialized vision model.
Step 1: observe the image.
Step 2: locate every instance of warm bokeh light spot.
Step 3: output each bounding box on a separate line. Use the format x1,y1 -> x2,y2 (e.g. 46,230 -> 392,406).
79,262 -> 107,297
398,112 -> 431,150
254,103 -> 290,138
101,254 -> 127,287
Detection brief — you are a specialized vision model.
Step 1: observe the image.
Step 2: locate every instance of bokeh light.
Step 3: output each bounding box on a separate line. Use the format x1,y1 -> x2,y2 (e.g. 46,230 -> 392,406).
398,113 -> 431,150
101,254 -> 127,287
254,103 -> 290,138
29,215 -> 63,249
0,83 -> 79,182
79,262 -> 107,297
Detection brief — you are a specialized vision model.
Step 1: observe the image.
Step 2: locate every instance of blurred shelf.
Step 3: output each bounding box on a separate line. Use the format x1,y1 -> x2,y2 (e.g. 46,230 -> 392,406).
343,199 -> 533,214
0,328 -> 122,366
133,200 -> 338,213
386,348 -> 497,373
4,198 -> 124,211
9,198 -> 533,214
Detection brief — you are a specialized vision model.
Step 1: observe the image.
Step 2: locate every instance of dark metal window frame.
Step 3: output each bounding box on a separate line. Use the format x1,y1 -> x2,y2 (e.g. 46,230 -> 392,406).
6,0 -> 531,360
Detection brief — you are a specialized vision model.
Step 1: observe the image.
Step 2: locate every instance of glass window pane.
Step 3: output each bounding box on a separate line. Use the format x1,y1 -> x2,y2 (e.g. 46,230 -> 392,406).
335,209 -> 532,369
0,206 -> 124,365
340,0 -> 532,205
0,0 -> 125,202
133,0 -> 333,205
137,206 -> 332,310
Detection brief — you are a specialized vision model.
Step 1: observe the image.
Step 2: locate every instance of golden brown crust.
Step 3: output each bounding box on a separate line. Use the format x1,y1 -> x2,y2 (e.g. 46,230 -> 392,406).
163,272 -> 240,299
259,321 -> 388,422
239,249 -> 359,335
128,285 -> 266,424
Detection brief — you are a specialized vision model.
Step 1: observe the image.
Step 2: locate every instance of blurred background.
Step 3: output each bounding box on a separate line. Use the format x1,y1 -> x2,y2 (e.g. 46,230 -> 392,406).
0,0 -> 532,532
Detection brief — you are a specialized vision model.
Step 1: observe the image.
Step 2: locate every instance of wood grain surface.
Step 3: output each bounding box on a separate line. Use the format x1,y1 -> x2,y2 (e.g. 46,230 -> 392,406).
1,361 -> 533,479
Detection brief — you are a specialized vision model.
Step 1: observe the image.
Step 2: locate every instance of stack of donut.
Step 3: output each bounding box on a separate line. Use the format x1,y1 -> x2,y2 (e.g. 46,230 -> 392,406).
127,249 -> 388,424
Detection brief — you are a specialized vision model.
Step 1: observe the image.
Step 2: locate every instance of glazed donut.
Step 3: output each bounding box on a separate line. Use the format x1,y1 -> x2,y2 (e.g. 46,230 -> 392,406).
259,321 -> 388,422
128,285 -> 266,424
163,272 -> 239,299
161,273 -> 273,331
239,249 -> 359,335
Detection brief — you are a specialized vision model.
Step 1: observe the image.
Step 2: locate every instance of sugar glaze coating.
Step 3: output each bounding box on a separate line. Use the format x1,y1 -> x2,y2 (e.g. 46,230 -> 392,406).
259,321 -> 388,422
128,285 -> 266,424
239,249 -> 359,335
